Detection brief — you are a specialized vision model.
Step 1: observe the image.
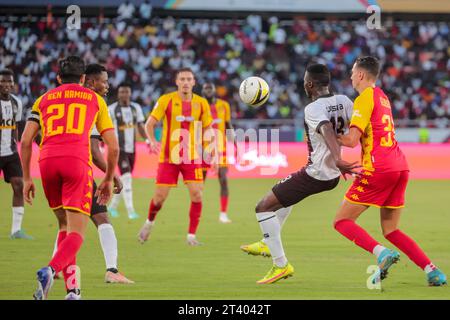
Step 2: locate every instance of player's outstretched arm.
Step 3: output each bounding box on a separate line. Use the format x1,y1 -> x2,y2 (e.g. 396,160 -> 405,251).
320,122 -> 360,179
337,127 -> 362,148
145,116 -> 160,154
20,121 -> 40,205
91,137 -> 123,194
95,130 -> 120,205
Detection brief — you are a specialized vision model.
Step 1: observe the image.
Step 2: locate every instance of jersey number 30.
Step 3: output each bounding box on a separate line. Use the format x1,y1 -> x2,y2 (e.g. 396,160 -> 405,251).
47,103 -> 87,136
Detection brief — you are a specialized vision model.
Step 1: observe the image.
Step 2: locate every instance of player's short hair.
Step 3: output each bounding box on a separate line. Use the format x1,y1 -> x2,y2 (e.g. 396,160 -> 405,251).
118,82 -> 132,90
175,67 -> 195,79
58,56 -> 85,83
355,56 -> 380,79
306,64 -> 330,87
85,64 -> 107,78
0,69 -> 14,77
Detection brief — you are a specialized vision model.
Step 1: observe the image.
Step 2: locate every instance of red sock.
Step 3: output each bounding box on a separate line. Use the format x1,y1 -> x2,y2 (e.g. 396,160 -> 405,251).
55,231 -> 79,290
56,230 -> 67,248
220,196 -> 228,213
63,256 -> 78,291
188,202 -> 202,234
49,232 -> 84,274
148,199 -> 162,222
334,219 -> 380,253
385,229 -> 431,270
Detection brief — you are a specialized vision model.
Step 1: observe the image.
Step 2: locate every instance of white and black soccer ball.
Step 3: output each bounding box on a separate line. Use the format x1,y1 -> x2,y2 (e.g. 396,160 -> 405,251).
239,76 -> 270,107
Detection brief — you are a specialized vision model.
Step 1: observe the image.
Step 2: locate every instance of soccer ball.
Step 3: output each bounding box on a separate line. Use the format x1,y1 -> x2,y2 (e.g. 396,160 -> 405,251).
239,76 -> 270,107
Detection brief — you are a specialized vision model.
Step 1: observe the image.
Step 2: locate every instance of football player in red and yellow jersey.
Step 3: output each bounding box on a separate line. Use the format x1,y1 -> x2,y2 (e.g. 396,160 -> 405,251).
138,68 -> 214,246
20,56 -> 120,299
334,56 -> 446,286
201,82 -> 234,224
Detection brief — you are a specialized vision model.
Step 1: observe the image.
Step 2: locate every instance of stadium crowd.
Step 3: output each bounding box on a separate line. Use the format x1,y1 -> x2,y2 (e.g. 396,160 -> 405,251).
0,12 -> 448,127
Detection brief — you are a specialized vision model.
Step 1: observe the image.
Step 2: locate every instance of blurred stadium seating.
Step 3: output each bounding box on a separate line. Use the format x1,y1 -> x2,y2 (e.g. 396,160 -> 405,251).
0,1 -> 448,134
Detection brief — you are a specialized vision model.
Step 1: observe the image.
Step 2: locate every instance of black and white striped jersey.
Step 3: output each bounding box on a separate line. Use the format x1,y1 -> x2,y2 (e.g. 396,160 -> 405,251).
108,101 -> 145,154
304,94 -> 353,181
0,94 -> 22,157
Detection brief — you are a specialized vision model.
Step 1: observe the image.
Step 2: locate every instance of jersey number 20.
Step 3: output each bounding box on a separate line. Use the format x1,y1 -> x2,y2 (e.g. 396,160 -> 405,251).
47,103 -> 87,136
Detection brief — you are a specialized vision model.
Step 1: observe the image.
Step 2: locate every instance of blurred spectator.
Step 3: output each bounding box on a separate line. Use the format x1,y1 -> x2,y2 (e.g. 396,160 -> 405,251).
117,1 -> 135,21
0,14 -> 448,128
139,0 -> 152,21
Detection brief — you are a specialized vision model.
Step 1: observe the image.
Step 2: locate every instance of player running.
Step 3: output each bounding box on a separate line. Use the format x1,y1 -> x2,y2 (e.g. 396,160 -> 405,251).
21,56 -> 119,300
0,69 -> 33,240
138,68 -> 214,246
334,56 -> 447,286
107,82 -> 148,220
201,82 -> 234,224
241,64 -> 358,284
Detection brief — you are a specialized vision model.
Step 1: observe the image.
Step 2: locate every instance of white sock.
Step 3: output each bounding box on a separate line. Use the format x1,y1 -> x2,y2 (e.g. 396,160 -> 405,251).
424,263 -> 436,274
121,173 -> 135,215
260,206 -> 292,244
256,211 -> 287,267
372,244 -> 387,258
276,206 -> 293,228
11,206 -> 24,234
98,223 -> 118,270
109,193 -> 122,210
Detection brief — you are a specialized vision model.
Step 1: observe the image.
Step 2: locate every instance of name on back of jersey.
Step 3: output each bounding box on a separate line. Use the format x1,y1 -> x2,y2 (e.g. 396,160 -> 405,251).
326,104 -> 344,113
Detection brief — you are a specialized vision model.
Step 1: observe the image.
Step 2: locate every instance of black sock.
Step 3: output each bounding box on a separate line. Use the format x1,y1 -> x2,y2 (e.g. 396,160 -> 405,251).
107,268 -> 119,274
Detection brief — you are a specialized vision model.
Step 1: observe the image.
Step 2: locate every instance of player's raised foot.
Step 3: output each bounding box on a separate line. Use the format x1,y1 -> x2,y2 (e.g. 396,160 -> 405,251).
256,263 -> 294,284
108,207 -> 119,218
105,269 -> 135,284
10,230 -> 34,240
65,289 -> 81,300
219,213 -> 232,224
33,266 -> 54,300
427,269 -> 447,286
128,212 -> 140,220
138,220 -> 154,244
377,248 -> 400,281
240,240 -> 271,257
187,234 -> 202,246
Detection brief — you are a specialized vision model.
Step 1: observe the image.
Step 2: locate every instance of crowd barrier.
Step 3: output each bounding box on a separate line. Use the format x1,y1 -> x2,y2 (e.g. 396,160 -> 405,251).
18,142 -> 450,180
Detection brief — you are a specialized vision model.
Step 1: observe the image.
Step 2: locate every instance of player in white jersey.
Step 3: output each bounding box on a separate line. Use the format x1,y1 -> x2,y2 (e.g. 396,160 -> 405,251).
0,69 -> 33,240
107,82 -> 148,219
240,64 -> 359,284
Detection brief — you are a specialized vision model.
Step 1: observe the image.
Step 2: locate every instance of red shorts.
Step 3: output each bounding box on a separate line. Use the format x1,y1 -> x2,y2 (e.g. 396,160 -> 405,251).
345,170 -> 409,208
156,163 -> 203,186
39,157 -> 93,215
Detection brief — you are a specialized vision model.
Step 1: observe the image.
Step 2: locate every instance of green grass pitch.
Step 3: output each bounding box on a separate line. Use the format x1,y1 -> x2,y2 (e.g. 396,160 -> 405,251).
1,178 -> 449,299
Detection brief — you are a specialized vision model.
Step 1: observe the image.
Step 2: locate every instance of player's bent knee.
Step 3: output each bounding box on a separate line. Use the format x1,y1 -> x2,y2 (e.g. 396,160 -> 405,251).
10,179 -> 23,194
91,213 -> 110,227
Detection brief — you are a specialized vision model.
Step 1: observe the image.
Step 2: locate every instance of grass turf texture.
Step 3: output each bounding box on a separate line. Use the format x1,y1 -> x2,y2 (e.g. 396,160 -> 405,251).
1,178 -> 449,300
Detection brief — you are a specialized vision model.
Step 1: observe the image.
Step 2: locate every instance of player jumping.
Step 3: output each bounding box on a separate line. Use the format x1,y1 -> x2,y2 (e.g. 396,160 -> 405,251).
334,56 -> 447,286
138,68 -> 214,246
201,82 -> 234,224
21,56 -> 119,300
241,64 -> 358,284
107,82 -> 148,220
0,69 -> 33,240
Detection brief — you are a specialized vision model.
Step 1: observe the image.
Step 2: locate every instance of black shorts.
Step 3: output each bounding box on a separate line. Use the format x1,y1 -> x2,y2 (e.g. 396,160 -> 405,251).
272,167 -> 340,207
0,153 -> 23,183
118,152 -> 136,175
91,180 -> 107,216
